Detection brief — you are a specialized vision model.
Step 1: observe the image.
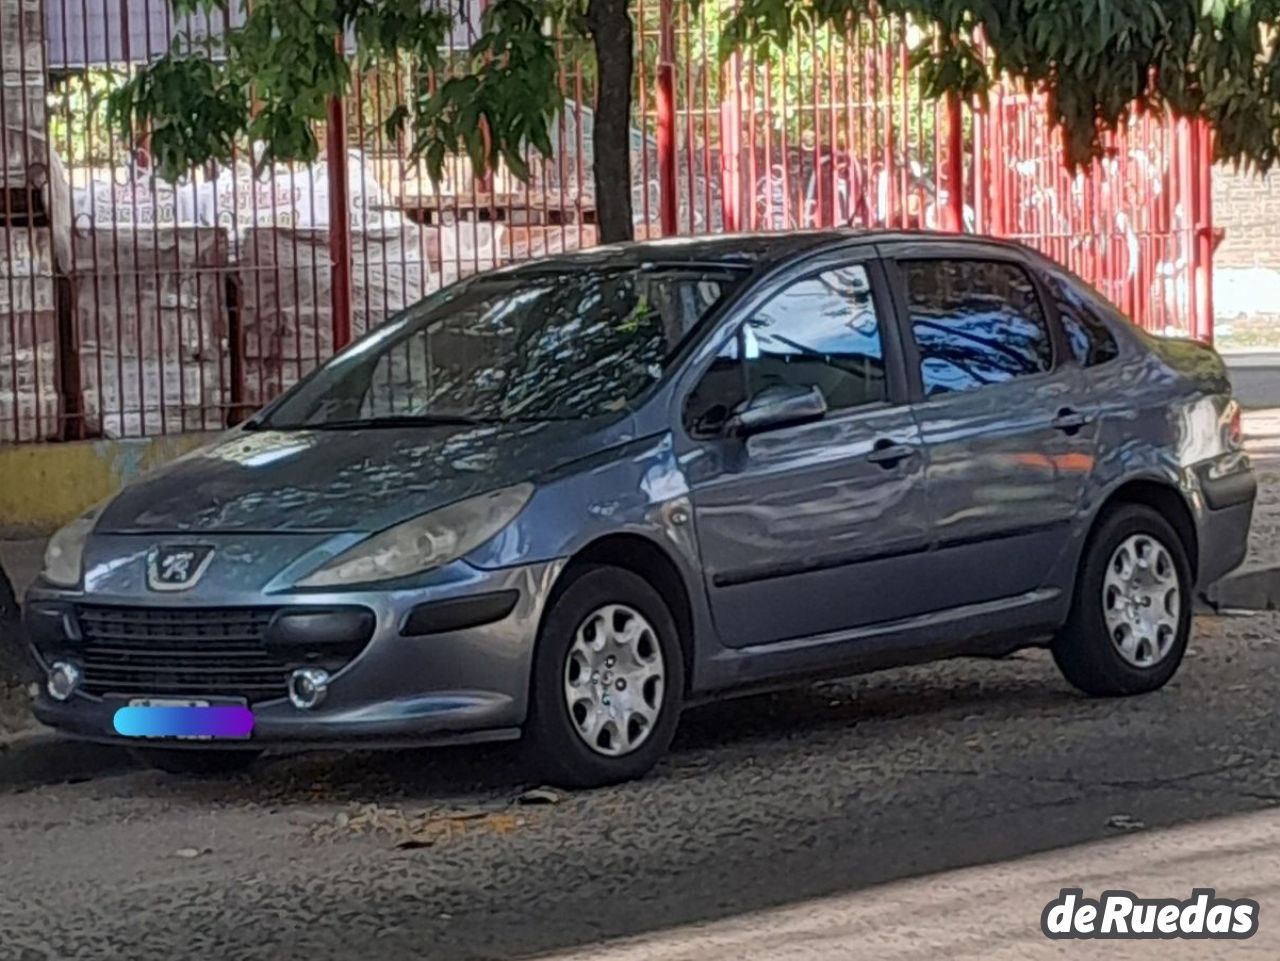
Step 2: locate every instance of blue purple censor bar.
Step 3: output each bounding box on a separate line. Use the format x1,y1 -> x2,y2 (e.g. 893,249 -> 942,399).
113,706 -> 255,739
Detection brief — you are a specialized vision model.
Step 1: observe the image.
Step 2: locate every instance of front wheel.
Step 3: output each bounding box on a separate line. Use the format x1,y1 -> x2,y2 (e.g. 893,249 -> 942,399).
524,566 -> 685,789
132,748 -> 262,777
1053,504 -> 1192,696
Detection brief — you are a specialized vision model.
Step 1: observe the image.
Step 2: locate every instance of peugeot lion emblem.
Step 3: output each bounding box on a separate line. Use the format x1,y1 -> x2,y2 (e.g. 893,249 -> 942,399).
146,545 -> 215,592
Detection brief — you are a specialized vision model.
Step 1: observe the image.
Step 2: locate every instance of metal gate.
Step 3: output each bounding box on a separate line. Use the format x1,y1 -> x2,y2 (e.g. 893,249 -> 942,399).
0,0 -> 1214,443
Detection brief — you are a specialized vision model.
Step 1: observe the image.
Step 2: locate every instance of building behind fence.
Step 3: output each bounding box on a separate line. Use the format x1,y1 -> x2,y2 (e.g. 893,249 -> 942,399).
1,0 -> 1217,444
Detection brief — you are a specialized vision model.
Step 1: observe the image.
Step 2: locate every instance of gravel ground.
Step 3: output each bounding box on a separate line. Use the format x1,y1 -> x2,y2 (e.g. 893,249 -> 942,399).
0,612 -> 1278,961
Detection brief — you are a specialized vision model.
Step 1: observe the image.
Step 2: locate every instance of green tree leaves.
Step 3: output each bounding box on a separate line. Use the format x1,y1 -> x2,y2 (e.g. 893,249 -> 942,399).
406,0 -> 563,182
107,50 -> 251,180
108,0 -> 565,185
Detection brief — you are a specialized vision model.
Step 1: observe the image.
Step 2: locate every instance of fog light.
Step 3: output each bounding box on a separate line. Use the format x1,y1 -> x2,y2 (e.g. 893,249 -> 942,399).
47,661 -> 82,702
287,667 -> 330,710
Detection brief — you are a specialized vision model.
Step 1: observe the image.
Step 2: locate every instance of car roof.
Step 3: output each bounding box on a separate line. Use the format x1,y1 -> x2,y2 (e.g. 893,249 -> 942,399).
502,229 -> 1034,275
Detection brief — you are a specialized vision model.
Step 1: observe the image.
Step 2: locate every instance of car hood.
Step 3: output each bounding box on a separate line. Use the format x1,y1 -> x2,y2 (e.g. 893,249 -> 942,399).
96,420 -> 623,534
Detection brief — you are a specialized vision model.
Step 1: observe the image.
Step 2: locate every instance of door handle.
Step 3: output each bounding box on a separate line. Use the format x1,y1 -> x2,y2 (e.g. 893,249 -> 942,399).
866,441 -> 916,468
1052,408 -> 1090,434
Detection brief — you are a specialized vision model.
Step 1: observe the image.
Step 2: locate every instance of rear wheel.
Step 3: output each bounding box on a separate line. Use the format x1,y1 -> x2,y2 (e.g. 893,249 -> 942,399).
132,748 -> 262,777
1053,504 -> 1192,696
524,566 -> 684,788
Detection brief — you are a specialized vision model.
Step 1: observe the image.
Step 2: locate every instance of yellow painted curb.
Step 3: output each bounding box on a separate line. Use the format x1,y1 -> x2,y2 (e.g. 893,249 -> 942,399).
0,433 -> 218,536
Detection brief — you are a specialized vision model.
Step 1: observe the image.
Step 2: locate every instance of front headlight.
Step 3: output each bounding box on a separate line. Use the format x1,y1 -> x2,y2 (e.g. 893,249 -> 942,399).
295,483 -> 534,588
43,501 -> 109,588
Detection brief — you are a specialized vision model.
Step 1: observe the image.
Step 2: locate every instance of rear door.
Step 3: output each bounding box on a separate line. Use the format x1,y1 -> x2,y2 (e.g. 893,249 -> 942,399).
883,243 -> 1097,608
679,247 -> 933,648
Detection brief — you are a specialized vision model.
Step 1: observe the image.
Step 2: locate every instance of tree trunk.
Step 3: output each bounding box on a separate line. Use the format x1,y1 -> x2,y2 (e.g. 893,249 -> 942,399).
587,0 -> 634,243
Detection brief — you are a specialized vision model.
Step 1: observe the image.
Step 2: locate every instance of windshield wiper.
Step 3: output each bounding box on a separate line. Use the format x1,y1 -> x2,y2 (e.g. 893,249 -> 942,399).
295,414 -> 492,430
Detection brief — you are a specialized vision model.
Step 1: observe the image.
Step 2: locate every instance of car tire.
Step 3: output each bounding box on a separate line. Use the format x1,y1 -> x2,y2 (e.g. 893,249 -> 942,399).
132,748 -> 262,777
524,565 -> 685,789
1053,503 -> 1193,697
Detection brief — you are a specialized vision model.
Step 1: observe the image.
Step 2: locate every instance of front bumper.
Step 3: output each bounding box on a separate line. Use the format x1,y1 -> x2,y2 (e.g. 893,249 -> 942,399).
25,557 -> 564,749
30,692 -> 526,749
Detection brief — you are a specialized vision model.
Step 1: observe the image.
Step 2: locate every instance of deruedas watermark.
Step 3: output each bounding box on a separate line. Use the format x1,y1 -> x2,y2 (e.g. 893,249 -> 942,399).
1041,888 -> 1258,940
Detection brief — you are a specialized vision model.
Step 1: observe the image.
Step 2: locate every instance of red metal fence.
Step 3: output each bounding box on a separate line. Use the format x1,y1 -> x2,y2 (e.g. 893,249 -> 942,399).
0,0 -> 1214,443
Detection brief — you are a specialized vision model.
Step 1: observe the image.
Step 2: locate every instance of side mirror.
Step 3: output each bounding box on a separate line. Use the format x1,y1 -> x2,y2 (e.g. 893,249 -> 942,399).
727,384 -> 828,437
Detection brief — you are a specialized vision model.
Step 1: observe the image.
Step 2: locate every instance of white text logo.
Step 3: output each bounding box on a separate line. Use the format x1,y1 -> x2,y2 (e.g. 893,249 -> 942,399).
1042,889 -> 1257,940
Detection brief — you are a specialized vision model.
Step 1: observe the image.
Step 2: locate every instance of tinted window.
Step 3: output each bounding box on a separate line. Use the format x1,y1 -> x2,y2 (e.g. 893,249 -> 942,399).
685,265 -> 886,434
263,266 -> 742,427
1047,272 -> 1120,367
901,259 -> 1053,397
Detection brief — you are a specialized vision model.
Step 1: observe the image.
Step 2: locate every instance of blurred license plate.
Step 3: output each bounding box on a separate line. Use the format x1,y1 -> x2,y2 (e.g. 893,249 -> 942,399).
127,698 -> 212,739
128,698 -> 210,709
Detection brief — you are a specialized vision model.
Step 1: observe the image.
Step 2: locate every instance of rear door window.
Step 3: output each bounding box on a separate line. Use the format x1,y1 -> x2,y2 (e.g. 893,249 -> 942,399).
899,259 -> 1054,397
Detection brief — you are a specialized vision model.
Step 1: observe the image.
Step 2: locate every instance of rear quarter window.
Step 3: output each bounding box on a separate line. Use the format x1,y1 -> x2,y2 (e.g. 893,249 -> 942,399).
1046,271 -> 1121,367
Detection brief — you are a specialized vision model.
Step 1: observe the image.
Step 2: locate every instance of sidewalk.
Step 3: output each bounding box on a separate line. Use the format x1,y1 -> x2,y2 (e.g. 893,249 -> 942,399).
542,807 -> 1280,960
1245,407 -> 1280,473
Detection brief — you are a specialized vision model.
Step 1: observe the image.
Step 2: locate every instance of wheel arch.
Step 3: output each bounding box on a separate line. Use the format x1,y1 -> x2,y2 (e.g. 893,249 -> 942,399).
1052,475 -> 1198,697
545,533 -> 697,693
1091,478 -> 1199,576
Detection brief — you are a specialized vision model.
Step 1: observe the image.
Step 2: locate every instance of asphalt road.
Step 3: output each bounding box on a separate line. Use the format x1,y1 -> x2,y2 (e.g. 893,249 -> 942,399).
1,612 -> 1278,960
554,807 -> 1280,959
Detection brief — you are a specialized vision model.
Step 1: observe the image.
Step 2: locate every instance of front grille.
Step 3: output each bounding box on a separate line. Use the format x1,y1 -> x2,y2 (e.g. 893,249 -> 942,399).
76,605 -> 290,703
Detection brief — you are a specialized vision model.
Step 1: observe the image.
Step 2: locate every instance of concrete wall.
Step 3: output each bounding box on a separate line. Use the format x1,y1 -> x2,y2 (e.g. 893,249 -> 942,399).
0,432 -> 217,536
1213,166 -> 1280,348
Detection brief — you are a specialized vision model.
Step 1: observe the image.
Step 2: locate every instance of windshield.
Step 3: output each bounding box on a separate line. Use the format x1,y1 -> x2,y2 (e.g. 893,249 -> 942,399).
261,263 -> 745,429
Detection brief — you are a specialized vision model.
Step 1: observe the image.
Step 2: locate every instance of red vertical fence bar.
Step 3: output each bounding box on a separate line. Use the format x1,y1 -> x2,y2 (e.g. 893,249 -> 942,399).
1194,120 -> 1215,343
325,37 -> 352,353
719,50 -> 741,232
944,93 -> 963,231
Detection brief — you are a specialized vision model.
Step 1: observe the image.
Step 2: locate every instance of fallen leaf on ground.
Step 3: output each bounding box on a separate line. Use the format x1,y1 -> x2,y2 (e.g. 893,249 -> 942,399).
1106,814 -> 1145,831
444,808 -> 488,821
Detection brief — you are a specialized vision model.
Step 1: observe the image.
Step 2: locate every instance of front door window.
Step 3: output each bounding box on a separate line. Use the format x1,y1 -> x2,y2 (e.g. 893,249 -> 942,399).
685,264 -> 887,435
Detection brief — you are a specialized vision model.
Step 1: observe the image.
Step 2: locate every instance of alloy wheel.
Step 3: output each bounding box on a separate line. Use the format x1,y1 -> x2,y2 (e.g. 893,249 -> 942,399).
1102,533 -> 1182,669
563,603 -> 666,757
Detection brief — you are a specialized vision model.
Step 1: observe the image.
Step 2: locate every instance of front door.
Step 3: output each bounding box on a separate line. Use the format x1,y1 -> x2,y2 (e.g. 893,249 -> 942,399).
888,251 -> 1098,609
681,255 -> 932,649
